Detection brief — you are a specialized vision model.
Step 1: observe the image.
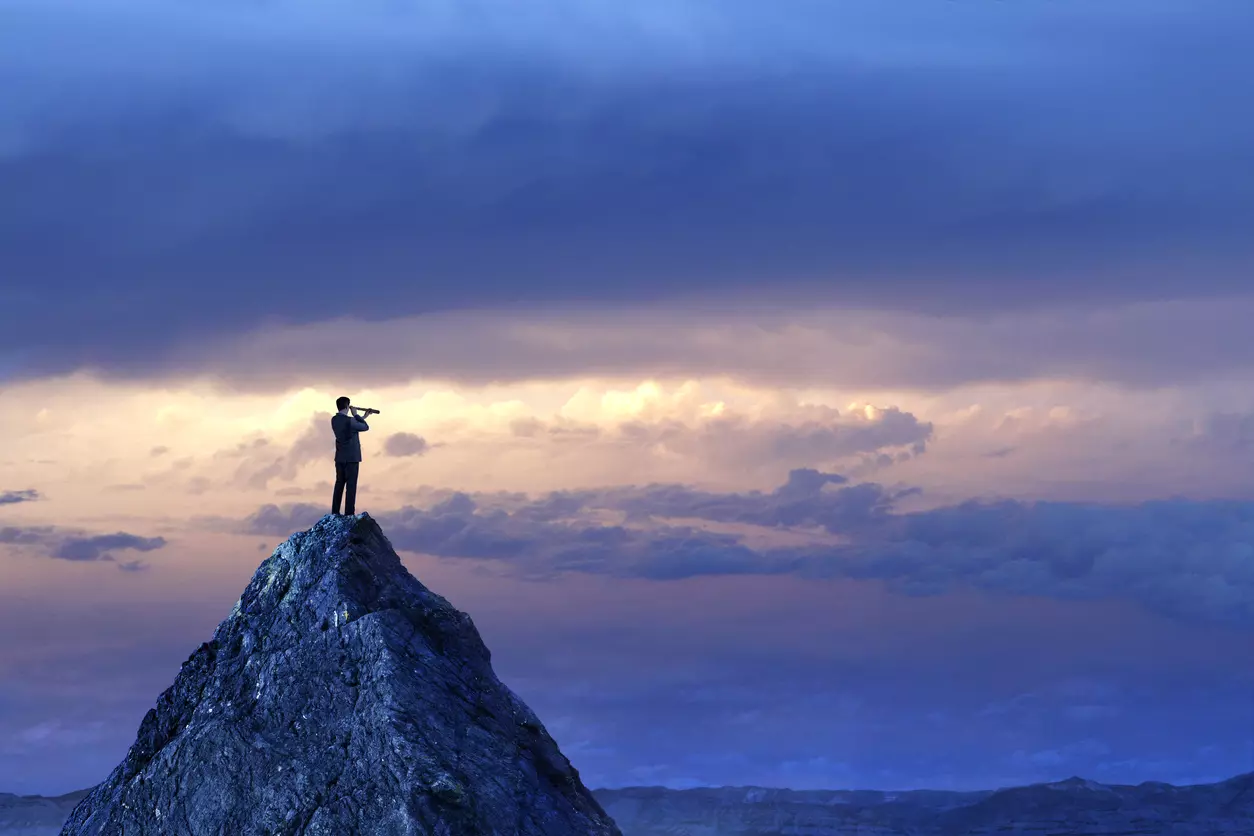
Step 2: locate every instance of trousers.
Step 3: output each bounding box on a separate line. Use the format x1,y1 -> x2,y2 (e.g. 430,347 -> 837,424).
333,461 -> 360,515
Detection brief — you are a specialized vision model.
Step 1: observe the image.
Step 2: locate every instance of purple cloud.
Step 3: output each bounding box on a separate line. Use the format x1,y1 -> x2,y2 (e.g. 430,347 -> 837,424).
52,533 -> 167,563
237,468 -> 1254,629
1,525 -> 167,569
384,432 -> 430,457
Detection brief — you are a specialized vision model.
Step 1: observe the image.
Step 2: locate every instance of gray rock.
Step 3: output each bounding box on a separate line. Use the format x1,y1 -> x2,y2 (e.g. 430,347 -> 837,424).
60,513 -> 622,836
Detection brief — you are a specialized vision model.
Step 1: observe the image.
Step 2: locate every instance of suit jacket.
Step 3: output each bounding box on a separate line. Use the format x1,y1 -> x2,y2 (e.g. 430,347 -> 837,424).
331,412 -> 370,463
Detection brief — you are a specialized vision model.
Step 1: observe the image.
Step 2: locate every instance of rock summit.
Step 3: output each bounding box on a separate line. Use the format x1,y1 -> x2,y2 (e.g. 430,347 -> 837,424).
61,513 -> 621,836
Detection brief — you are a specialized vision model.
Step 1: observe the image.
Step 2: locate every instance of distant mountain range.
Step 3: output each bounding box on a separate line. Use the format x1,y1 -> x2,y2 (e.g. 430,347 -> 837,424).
6,772 -> 1251,836
0,792 -> 87,836
597,772 -> 1254,835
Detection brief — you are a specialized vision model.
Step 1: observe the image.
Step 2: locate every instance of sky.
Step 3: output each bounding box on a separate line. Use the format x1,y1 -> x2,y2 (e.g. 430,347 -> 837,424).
2,0 -> 1254,798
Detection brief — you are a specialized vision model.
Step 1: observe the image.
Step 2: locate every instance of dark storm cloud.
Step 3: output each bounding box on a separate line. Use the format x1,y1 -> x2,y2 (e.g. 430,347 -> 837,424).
0,490 -> 40,505
0,525 -> 167,568
240,468 -> 1254,628
132,295 -> 1254,392
3,0 -> 1254,382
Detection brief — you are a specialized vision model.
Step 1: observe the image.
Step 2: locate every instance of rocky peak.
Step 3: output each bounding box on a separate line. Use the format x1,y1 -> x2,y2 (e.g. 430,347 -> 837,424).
61,512 -> 621,836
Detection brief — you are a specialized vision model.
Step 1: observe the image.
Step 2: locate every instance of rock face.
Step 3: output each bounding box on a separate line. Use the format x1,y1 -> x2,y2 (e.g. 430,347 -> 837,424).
595,772 -> 1254,836
61,513 -> 621,836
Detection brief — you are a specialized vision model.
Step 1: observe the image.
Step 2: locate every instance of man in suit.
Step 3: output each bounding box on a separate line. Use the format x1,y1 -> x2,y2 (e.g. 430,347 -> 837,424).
331,396 -> 370,515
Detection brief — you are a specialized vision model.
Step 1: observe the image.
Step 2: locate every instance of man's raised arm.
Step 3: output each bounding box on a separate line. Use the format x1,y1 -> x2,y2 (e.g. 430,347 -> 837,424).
350,412 -> 370,432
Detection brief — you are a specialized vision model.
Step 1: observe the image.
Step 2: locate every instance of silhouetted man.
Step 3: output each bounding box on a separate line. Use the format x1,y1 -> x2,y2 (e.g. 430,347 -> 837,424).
331,396 -> 370,515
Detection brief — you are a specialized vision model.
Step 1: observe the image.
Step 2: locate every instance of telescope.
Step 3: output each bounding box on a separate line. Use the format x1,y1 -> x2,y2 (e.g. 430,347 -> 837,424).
350,406 -> 381,416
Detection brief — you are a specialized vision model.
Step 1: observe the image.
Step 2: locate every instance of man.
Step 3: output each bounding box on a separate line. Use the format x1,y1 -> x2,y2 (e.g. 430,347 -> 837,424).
331,396 -> 370,515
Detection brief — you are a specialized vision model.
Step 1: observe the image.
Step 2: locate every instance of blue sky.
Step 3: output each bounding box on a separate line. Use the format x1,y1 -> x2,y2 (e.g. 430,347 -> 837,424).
1,0 -> 1253,796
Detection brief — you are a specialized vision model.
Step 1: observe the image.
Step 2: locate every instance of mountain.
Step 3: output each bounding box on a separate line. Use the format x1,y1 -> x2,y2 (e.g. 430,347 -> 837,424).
0,792 -> 87,836
595,772 -> 1254,835
10,774 -> 1252,835
58,513 -> 621,836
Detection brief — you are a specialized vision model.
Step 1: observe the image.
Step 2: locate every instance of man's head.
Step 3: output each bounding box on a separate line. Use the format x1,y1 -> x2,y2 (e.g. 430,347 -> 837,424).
336,396 -> 351,412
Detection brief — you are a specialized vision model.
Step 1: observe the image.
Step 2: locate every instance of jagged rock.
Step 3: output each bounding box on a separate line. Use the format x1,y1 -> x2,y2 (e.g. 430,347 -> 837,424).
60,513 -> 622,836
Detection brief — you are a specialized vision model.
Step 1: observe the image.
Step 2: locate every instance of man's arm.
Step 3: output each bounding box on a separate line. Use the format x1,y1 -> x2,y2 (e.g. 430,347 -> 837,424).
349,414 -> 370,432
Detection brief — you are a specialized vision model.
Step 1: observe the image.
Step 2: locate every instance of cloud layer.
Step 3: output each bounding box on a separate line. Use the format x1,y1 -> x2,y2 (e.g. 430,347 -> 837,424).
18,295 -> 1254,393
241,468 -> 1254,629
0,525 -> 167,570
4,0 -> 1254,381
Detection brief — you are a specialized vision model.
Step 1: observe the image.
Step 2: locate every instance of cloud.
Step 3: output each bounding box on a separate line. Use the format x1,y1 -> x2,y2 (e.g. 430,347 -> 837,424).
495,399 -> 931,483
828,499 -> 1254,628
384,432 -> 429,457
1178,410 -> 1254,457
52,532 -> 166,563
0,489 -> 40,505
136,385 -> 930,501
240,496 -> 786,581
215,412 -> 334,490
1066,705 -> 1121,722
577,468 -> 915,535
22,295 -> 1254,394
240,503 -> 325,537
1,720 -> 110,754
0,525 -> 167,568
0,526 -> 53,547
2,1 -> 1253,383
238,468 -> 1254,628
546,405 -> 928,467
1011,739 -> 1112,768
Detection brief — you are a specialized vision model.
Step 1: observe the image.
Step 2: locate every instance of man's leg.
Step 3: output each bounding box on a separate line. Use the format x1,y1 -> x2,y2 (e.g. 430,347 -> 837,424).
332,462 -> 346,514
344,462 -> 360,515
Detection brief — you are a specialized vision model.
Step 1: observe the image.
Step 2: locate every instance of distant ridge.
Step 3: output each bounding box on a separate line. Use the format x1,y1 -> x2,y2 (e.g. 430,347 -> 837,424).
7,771 -> 1252,834
0,792 -> 89,836
595,771 -> 1254,835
